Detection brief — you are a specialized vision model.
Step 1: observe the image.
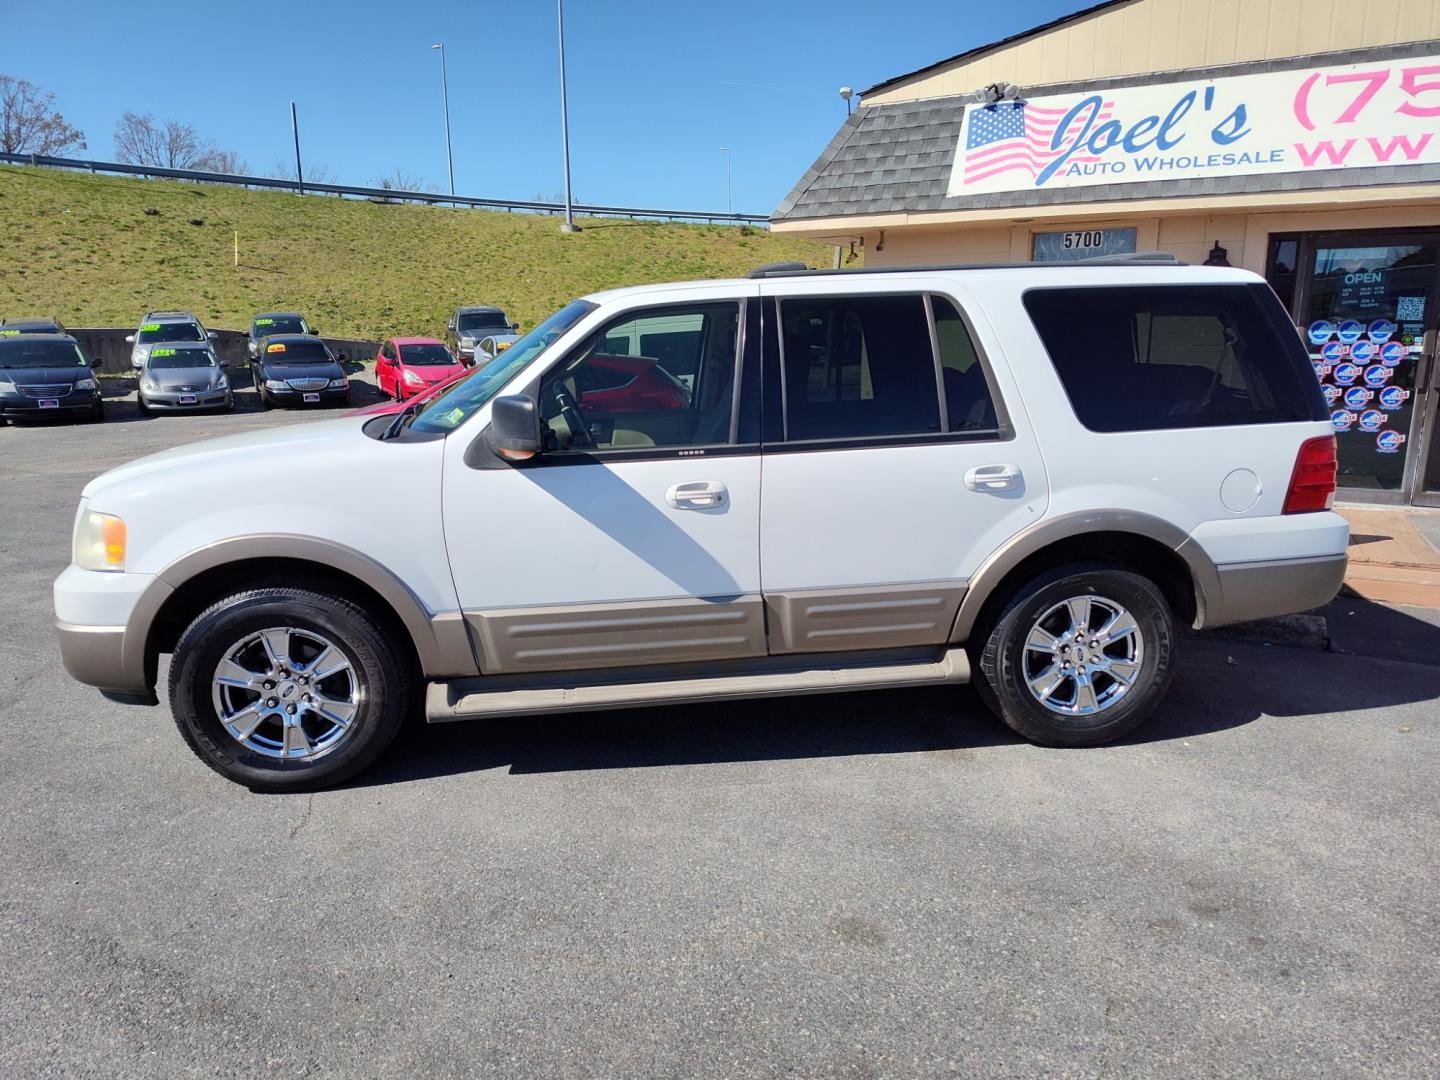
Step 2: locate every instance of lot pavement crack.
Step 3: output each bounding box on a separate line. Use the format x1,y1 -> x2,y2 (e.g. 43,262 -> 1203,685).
287,793 -> 314,842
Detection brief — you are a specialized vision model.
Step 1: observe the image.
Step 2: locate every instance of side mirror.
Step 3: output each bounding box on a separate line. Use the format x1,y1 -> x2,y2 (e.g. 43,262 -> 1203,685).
125,334 -> 136,344
219,359 -> 230,368
446,320 -> 456,333
337,351 -> 348,363
487,394 -> 541,462
207,330 -> 218,340
510,322 -> 520,332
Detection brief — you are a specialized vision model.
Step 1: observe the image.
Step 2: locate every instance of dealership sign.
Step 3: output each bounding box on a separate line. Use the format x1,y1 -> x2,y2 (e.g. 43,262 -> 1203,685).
948,54 -> 1440,196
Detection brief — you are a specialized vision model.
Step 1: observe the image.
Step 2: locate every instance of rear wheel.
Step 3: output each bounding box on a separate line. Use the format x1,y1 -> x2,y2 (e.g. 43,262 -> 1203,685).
975,563 -> 1174,747
169,587 -> 411,791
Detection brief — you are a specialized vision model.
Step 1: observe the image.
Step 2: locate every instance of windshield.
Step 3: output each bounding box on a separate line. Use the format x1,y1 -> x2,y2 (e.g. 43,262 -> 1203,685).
148,346 -> 216,370
400,343 -> 456,367
458,311 -> 508,333
0,339 -> 87,369
262,341 -> 331,364
139,321 -> 203,344
253,316 -> 307,337
412,300 -> 594,433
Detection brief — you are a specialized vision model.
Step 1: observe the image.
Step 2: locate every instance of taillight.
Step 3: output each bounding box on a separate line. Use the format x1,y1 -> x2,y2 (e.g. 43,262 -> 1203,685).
1283,435 -> 1337,514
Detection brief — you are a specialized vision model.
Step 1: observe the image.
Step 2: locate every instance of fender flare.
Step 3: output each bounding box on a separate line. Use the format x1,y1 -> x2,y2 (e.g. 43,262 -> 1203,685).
949,510 -> 1221,641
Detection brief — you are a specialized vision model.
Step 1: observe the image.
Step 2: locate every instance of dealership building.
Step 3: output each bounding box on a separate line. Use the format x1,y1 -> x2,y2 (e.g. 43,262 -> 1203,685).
772,0 -> 1440,505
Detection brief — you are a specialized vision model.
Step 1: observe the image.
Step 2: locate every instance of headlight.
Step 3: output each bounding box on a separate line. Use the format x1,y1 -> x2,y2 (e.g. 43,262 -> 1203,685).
214,373 -> 229,389
403,369 -> 423,386
265,379 -> 288,390
75,377 -> 98,390
459,336 -> 475,347
328,377 -> 347,389
140,377 -> 158,391
74,510 -> 126,572
0,377 -> 17,396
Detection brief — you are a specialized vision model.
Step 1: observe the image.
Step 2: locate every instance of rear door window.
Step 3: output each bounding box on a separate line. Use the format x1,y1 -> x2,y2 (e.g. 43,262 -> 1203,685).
1022,284 -> 1325,432
777,295 -> 941,441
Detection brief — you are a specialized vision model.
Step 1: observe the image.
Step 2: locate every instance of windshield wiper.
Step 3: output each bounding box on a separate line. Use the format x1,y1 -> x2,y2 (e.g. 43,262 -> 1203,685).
380,397 -> 427,440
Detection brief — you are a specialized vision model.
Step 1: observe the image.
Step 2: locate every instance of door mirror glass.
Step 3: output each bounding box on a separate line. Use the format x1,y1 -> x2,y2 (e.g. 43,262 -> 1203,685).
125,334 -> 136,344
488,394 -> 542,461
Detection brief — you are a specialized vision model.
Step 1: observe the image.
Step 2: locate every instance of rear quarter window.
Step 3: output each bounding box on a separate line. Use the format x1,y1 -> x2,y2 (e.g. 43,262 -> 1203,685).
1022,283 -> 1326,433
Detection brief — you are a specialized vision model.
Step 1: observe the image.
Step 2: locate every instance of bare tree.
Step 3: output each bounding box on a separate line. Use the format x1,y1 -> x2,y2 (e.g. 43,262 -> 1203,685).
378,168 -> 426,193
112,112 -> 242,172
0,75 -> 87,155
272,158 -> 337,185
198,148 -> 247,175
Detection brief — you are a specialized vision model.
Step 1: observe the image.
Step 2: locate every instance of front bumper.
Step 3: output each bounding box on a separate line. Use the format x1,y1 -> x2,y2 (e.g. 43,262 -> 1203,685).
1,389 -> 102,418
54,565 -> 162,699
141,387 -> 232,409
265,385 -> 350,406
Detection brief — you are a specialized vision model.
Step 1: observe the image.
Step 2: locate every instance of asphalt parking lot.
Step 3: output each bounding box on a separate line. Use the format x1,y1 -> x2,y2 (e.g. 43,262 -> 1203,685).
3,382 -> 1440,1078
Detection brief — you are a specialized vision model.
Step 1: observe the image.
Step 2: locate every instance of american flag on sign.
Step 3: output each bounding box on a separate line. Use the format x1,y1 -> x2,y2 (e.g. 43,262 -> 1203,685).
962,100 -> 1115,186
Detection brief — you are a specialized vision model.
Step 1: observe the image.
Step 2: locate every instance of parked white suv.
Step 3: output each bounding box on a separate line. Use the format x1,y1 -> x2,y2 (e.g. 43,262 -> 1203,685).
55,258 -> 1348,791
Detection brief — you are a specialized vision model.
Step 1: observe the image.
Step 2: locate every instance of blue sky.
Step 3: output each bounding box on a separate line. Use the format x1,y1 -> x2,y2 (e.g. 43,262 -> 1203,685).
5,0 -> 1092,214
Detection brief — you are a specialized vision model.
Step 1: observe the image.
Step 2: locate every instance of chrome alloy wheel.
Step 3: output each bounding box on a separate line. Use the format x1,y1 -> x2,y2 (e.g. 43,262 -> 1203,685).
1022,595 -> 1144,717
210,627 -> 360,760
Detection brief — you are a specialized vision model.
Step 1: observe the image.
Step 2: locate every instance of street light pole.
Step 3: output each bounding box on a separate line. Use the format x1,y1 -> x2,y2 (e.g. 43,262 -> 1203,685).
290,101 -> 304,195
431,42 -> 456,199
721,147 -> 731,214
557,0 -> 579,232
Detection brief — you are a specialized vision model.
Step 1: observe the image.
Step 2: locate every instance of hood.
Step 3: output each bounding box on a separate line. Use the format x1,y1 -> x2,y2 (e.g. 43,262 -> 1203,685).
260,360 -> 344,381
415,364 -> 464,381
82,415 -> 365,499
0,365 -> 89,384
147,365 -> 224,389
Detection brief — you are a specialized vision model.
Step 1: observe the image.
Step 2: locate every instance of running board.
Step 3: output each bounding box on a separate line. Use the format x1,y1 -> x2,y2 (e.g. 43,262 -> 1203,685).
426,647 -> 970,722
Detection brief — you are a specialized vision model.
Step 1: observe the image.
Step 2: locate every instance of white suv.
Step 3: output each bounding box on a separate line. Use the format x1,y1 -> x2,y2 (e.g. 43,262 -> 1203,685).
55,258 -> 1348,791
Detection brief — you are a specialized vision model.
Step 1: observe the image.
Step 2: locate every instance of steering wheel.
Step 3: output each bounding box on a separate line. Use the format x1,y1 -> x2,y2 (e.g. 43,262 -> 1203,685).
551,385 -> 593,448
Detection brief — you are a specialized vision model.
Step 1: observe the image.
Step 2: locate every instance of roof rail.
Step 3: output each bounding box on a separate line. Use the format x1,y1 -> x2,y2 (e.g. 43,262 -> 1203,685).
143,310 -> 195,319
746,261 -> 810,278
745,252 -> 1188,279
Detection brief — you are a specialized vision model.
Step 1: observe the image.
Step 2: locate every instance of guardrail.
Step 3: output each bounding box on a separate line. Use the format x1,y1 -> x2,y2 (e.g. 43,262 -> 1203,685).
0,151 -> 771,226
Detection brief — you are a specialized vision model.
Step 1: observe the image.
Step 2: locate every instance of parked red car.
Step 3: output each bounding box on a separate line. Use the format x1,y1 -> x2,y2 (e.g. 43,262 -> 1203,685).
350,366 -> 474,417
374,337 -> 467,400
574,353 -> 690,413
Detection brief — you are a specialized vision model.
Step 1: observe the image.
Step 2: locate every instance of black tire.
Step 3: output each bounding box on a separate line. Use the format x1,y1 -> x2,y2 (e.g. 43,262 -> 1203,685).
90,400 -> 106,422
168,587 -> 412,792
974,562 -> 1174,747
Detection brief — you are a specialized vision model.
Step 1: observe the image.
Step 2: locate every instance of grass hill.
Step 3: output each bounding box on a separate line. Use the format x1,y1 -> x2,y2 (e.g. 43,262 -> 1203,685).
0,166 -> 829,340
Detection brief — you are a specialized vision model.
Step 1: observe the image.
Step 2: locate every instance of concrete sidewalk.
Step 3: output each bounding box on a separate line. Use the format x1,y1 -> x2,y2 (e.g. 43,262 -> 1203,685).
1337,505 -> 1440,608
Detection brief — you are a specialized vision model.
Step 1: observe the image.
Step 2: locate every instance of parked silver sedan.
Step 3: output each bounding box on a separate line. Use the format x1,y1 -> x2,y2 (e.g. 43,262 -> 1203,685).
137,343 -> 233,413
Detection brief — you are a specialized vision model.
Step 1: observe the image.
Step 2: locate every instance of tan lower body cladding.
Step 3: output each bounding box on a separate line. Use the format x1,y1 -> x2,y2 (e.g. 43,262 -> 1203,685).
464,582 -> 967,674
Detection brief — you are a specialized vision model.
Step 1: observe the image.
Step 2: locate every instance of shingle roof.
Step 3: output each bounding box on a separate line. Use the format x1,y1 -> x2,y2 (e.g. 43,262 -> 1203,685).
774,40 -> 1440,224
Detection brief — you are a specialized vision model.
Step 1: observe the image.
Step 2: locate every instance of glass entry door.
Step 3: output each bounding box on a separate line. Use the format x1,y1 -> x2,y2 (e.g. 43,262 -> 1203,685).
1299,237 -> 1438,502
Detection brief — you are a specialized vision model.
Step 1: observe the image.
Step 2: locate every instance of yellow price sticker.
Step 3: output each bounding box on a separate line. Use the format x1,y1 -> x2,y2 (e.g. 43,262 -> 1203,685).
267,343 -> 287,353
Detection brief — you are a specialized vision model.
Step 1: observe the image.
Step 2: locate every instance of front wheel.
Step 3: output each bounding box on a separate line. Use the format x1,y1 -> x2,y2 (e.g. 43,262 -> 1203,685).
168,587 -> 412,791
975,563 -> 1175,747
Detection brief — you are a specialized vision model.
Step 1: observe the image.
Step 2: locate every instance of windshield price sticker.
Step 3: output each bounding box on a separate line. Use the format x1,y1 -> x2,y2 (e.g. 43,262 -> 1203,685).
255,318 -> 274,326
267,343 -> 287,353
140,323 -> 160,332
152,348 -> 176,357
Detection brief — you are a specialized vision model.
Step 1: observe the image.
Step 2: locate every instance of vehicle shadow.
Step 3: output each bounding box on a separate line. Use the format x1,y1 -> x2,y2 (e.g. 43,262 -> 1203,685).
346,636 -> 1440,790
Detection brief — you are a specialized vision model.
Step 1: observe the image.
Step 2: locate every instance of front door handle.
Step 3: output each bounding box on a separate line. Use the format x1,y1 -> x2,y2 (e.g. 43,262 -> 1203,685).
666,480 -> 728,510
964,463 -> 1022,492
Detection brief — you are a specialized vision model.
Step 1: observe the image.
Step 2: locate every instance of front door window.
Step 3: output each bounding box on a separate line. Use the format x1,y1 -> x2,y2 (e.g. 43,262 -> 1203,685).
1302,241 -> 1436,493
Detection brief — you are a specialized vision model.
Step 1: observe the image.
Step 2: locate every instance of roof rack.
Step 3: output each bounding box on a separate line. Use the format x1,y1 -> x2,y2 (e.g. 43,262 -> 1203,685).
143,310 -> 195,319
745,252 -> 1187,279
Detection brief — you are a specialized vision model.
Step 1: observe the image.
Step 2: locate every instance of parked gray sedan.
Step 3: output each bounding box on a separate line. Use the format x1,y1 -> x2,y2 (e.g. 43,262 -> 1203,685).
137,343 -> 233,413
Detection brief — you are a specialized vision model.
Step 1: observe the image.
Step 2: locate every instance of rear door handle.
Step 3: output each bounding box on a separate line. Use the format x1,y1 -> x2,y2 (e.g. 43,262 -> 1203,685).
666,480 -> 728,510
964,463 -> 1022,492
